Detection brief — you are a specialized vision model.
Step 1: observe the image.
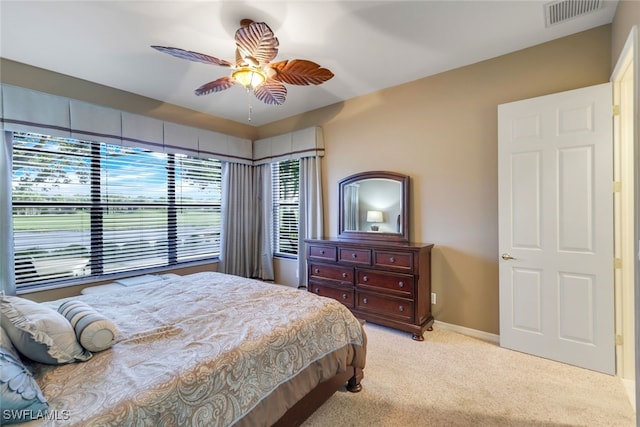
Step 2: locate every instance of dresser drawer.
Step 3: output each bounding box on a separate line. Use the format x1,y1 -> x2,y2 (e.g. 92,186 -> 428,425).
356,292 -> 413,321
373,250 -> 413,272
338,247 -> 371,265
309,284 -> 354,308
308,244 -> 337,262
309,263 -> 354,285
356,269 -> 414,297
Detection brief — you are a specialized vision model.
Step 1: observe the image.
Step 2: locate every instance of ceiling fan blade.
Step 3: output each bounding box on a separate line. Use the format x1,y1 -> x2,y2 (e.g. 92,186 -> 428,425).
151,46 -> 232,67
235,21 -> 279,66
253,79 -> 287,105
269,59 -> 334,85
195,76 -> 237,96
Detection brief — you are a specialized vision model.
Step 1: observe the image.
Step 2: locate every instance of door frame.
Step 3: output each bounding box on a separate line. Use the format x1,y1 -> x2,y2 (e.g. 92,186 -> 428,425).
610,24 -> 638,409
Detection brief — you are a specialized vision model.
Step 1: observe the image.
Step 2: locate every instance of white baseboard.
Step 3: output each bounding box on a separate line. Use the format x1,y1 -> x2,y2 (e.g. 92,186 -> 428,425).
434,320 -> 500,345
621,378 -> 636,413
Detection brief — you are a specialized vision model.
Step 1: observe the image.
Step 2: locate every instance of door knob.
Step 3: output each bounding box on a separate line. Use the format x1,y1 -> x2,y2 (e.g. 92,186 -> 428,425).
501,253 -> 516,261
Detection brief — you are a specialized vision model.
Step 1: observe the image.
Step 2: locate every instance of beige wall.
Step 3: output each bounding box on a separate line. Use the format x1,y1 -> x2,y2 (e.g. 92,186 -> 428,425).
273,258 -> 299,288
2,25 -> 614,334
260,25 -> 612,334
611,0 -> 640,68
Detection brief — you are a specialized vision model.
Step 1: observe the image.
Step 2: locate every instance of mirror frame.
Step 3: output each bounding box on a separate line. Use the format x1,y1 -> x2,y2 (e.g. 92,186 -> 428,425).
338,171 -> 409,243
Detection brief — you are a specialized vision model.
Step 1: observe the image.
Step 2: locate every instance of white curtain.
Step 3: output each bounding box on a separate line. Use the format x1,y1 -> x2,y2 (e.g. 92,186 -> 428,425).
219,162 -> 274,279
1,131 -> 15,295
252,164 -> 274,280
297,156 -> 324,287
344,184 -> 359,231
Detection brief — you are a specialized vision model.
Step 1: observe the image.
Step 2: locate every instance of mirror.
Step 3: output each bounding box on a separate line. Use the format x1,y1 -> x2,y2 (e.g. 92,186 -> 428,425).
338,171 -> 409,243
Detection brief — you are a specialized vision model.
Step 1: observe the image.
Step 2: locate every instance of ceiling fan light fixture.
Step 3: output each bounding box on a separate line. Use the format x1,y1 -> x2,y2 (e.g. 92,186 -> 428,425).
232,66 -> 266,89
152,19 -> 333,115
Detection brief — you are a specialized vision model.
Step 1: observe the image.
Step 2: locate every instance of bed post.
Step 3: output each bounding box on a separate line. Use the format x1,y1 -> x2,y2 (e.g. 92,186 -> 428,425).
346,366 -> 363,392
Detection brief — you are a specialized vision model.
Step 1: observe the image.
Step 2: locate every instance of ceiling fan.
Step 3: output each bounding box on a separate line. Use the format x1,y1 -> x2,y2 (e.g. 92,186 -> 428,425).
151,19 -> 334,106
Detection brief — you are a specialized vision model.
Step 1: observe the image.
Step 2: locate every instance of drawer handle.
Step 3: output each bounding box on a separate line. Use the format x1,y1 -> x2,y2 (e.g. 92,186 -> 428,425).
398,305 -> 404,312
314,288 -> 320,293
314,268 -> 320,274
342,293 -> 348,300
342,272 -> 348,278
320,249 -> 325,254
351,253 -> 357,259
389,257 -> 396,263
363,276 -> 368,282
398,281 -> 404,288
363,298 -> 368,304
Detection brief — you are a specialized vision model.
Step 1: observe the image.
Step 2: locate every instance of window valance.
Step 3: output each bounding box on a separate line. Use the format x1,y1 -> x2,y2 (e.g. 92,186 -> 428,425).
253,127 -> 325,165
0,84 -> 253,164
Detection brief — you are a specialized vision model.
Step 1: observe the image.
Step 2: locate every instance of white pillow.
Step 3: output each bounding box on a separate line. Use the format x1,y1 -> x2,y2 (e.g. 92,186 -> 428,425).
58,300 -> 118,352
0,295 -> 91,365
114,274 -> 162,287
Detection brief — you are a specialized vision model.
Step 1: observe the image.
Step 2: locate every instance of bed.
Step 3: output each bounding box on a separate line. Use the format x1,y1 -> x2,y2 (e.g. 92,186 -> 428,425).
2,272 -> 366,426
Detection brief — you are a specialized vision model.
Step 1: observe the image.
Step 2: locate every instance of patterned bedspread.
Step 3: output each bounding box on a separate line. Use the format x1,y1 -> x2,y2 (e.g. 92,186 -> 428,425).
25,272 -> 366,426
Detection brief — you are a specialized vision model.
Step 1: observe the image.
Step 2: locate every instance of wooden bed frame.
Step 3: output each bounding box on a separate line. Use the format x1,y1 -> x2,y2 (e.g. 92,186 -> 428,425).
273,366 -> 363,427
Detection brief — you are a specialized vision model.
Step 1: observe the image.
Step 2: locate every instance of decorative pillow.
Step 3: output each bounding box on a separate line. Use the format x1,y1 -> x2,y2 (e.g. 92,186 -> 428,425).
1,326 -> 49,424
58,300 -> 118,352
0,295 -> 91,365
114,274 -> 163,287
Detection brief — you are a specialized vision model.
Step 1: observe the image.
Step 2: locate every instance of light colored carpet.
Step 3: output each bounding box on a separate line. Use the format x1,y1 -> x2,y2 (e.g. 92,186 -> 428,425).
303,323 -> 636,426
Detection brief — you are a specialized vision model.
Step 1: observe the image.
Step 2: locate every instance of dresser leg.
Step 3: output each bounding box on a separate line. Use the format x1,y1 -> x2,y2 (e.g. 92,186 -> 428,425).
411,333 -> 425,341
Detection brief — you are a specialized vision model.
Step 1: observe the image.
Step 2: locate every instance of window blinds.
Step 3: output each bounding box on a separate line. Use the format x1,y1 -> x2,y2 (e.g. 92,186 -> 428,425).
271,159 -> 300,255
12,132 -> 222,288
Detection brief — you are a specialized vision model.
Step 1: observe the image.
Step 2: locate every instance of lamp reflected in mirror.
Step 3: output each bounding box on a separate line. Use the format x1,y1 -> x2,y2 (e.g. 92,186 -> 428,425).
366,210 -> 384,231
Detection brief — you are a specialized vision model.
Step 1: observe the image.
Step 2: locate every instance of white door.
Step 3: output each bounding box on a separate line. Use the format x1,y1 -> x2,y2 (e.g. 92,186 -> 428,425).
498,83 -> 614,375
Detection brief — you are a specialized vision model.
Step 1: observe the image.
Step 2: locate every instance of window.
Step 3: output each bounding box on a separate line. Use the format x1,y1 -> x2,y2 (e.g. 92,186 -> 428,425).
271,160 -> 300,256
12,132 -> 222,289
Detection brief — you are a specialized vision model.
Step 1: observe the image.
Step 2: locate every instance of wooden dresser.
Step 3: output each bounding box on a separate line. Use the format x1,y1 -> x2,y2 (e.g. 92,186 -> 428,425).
305,238 -> 434,340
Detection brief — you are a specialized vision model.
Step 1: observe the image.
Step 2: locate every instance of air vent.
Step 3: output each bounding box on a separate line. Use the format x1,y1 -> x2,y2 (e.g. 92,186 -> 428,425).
544,0 -> 603,27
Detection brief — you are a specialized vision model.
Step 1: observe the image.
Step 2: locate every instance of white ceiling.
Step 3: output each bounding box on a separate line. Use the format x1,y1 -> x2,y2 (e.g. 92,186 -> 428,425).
0,1 -> 619,127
